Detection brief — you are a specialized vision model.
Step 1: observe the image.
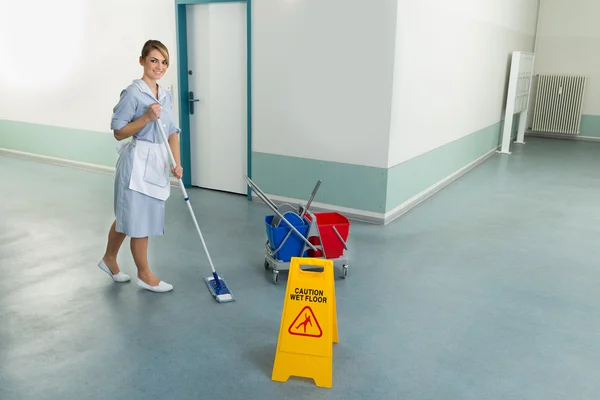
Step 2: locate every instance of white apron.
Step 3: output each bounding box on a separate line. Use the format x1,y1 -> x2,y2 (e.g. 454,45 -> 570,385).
118,137 -> 171,201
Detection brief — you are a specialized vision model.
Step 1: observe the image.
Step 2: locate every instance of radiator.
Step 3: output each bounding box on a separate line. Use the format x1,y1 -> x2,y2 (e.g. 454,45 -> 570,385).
531,74 -> 587,135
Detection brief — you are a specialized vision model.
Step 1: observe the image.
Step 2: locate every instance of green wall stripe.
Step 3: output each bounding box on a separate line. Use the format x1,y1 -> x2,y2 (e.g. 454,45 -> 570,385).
385,114 -> 520,213
386,121 -> 503,213
0,120 -> 117,167
251,152 -> 388,213
1,114 -> 525,218
579,115 -> 600,138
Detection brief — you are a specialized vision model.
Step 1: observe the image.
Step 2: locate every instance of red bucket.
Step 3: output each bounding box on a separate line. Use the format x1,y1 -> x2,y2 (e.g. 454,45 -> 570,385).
305,212 -> 350,259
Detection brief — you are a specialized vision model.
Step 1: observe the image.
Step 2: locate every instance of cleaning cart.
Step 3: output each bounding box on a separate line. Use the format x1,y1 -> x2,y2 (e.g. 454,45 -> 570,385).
244,176 -> 351,284
264,210 -> 350,284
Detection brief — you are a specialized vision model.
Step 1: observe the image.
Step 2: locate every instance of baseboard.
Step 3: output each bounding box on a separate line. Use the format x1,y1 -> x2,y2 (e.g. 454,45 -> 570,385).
250,194 -> 386,225
525,131 -> 600,142
0,147 -> 181,186
383,144 -> 500,225
0,147 -> 116,175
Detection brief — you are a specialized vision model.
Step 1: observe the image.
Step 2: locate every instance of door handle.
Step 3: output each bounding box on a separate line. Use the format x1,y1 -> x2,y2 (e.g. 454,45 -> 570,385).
189,91 -> 200,114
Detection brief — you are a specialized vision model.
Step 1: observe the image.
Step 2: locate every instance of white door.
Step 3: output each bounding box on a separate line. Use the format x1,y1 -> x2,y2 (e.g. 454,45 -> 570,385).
186,2 -> 247,195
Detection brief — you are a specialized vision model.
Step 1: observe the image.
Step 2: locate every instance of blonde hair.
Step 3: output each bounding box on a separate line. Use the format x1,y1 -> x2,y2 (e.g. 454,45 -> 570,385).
141,40 -> 169,65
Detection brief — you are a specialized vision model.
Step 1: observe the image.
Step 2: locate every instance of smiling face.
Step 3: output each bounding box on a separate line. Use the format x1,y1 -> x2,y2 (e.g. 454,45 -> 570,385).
140,49 -> 168,80
139,40 -> 170,82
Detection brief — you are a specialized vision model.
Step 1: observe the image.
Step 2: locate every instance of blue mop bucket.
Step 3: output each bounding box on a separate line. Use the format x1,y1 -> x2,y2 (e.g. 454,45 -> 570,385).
265,213 -> 310,262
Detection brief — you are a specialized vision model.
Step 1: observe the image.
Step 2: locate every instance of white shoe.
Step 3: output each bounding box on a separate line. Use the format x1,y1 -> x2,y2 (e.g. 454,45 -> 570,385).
136,278 -> 173,293
98,260 -> 131,283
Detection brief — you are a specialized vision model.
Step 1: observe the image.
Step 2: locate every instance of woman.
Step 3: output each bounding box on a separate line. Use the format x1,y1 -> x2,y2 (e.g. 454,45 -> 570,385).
98,40 -> 183,293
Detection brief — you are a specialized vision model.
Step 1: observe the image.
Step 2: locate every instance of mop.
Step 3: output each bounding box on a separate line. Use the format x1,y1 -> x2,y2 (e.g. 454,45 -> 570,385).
156,119 -> 235,303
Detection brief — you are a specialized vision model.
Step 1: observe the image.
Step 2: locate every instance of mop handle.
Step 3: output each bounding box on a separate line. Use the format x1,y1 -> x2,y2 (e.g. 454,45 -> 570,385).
244,176 -> 317,251
244,174 -> 278,210
332,226 -> 348,250
155,119 -> 187,195
275,179 -> 322,256
156,119 -> 218,275
300,180 -> 321,217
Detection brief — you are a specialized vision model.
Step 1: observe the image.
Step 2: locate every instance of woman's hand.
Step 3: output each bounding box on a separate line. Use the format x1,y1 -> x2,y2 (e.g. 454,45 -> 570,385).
171,165 -> 183,180
145,103 -> 161,121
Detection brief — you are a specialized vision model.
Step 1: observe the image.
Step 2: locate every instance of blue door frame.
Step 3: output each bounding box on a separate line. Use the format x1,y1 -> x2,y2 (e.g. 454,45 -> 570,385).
174,0 -> 252,199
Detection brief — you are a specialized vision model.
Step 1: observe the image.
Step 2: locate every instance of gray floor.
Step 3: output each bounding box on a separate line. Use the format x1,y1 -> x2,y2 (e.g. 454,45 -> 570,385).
2,137 -> 600,399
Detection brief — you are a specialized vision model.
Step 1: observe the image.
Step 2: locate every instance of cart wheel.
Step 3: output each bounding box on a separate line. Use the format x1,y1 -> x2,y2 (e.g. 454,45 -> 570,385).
342,264 -> 348,279
264,259 -> 269,270
272,270 -> 279,284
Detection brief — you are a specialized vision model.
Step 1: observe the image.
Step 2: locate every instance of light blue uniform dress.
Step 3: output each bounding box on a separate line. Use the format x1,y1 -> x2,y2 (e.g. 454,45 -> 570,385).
110,79 -> 180,238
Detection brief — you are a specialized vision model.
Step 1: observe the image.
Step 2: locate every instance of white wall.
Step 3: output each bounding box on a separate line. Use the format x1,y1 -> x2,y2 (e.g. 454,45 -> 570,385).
252,0 -> 398,168
0,0 -> 545,174
388,0 -> 539,167
533,0 -> 600,116
0,0 -> 179,133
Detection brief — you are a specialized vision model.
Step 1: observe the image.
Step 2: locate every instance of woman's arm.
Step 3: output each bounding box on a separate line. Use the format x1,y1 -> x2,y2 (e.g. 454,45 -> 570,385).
113,114 -> 151,141
113,104 -> 161,141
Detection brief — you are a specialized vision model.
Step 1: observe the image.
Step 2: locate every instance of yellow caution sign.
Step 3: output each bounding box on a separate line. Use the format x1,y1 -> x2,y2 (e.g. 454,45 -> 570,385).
271,257 -> 338,388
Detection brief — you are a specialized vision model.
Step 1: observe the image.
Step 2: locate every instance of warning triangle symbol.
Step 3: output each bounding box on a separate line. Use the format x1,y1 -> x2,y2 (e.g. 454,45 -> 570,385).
288,306 -> 322,338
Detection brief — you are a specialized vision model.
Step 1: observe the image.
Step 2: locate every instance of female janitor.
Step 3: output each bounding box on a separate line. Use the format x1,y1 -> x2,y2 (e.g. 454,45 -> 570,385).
98,40 -> 182,293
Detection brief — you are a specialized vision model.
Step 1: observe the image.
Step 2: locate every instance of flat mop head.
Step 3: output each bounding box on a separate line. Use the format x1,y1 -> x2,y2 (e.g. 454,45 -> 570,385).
204,272 -> 235,303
